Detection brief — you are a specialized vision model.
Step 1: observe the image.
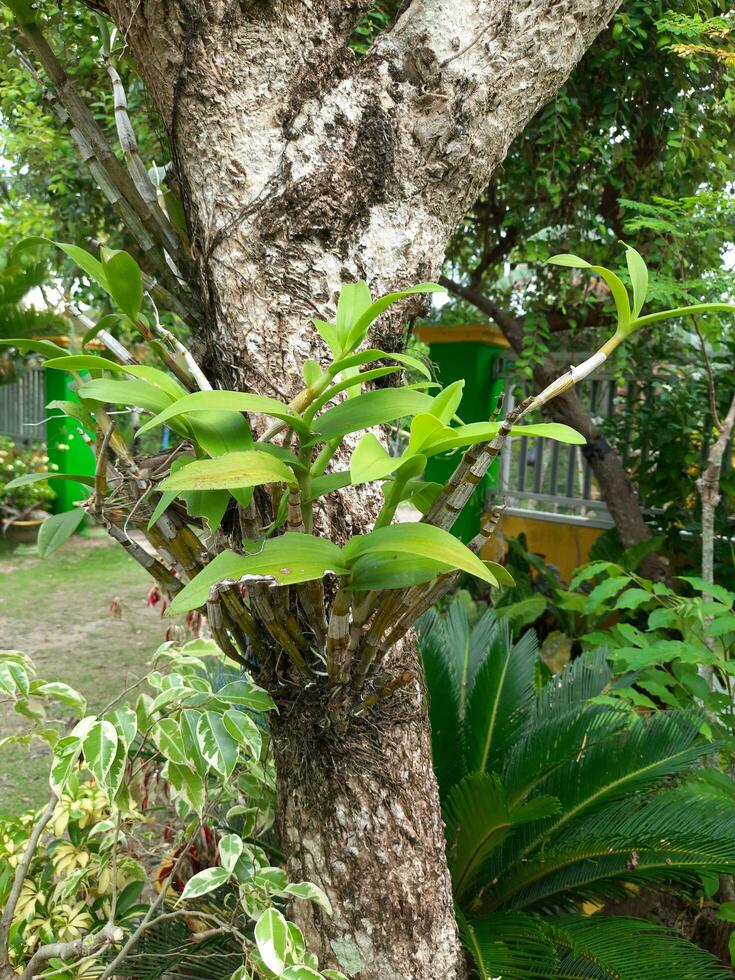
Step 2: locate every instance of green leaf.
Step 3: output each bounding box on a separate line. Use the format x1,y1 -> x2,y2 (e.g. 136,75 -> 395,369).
409,413 -> 446,452
350,433 -> 400,483
82,313 -> 128,348
4,471 -> 94,491
136,390 -> 307,438
188,412 -> 254,459
15,237 -> 108,292
78,378 -> 174,414
151,718 -> 187,764
585,575 -> 632,611
348,552 -> 453,591
313,318 -> 340,356
0,337 -> 67,358
706,614 -> 735,638
308,367 -> 400,417
615,588 -> 654,611
283,881 -> 333,915
429,380 -> 465,423
159,450 -> 296,493
102,249 -> 143,319
344,524 -> 499,586
336,281 -> 373,346
169,535 -> 348,614
179,867 -> 230,902
33,681 -> 86,716
83,720 -> 118,786
197,710 -> 239,777
623,241 -> 648,317
45,356 -> 185,400
223,709 -> 262,758
219,834 -> 244,874
281,968 -> 323,980
167,761 -> 204,814
344,282 -> 444,353
47,399 -> 97,431
331,348 -> 432,379
549,253 -> 631,330
254,908 -> 288,975
217,680 -> 275,713
315,388 -> 434,440
37,508 -> 85,558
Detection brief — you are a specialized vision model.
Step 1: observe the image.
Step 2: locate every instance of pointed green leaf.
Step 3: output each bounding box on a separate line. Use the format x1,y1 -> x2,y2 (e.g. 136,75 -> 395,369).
219,833 -> 244,874
623,242 -> 648,317
83,720 -> 118,786
168,535 -> 348,614
159,450 -> 296,493
167,761 -> 205,814
429,380 -> 465,423
15,237 -> 108,292
254,908 -> 288,975
78,378 -> 174,414
151,718 -> 187,764
313,318 -> 340,355
283,881 -> 332,915
223,709 -> 262,758
45,356 -> 185,400
331,348 -> 432,379
336,281 -> 372,344
197,710 -> 239,777
136,390 -> 307,437
102,249 -> 143,320
180,867 -> 230,901
4,471 -> 94,491
315,388 -> 434,440
37,508 -> 86,558
344,282 -> 444,353
344,524 -> 499,586
0,337 -> 67,357
350,433 -> 400,483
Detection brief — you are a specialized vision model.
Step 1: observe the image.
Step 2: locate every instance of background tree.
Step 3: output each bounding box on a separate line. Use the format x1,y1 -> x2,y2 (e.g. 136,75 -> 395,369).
438,0 -> 734,573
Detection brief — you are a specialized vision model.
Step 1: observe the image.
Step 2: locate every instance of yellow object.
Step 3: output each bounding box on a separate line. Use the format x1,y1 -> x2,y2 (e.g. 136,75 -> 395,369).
482,513 -> 605,583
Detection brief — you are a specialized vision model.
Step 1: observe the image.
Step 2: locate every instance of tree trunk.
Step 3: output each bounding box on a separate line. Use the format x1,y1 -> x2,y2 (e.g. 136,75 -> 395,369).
271,637 -> 464,979
439,276 -> 669,580
88,2 -> 621,973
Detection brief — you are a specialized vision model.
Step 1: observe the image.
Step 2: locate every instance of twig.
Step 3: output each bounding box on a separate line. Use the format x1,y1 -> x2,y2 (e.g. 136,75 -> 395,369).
0,794 -> 58,970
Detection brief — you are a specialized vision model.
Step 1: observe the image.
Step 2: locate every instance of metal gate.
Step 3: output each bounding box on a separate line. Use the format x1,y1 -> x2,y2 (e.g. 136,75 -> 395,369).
0,368 -> 47,443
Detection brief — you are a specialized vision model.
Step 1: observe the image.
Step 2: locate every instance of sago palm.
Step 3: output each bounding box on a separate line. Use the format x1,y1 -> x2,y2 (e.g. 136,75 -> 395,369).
419,600 -> 735,979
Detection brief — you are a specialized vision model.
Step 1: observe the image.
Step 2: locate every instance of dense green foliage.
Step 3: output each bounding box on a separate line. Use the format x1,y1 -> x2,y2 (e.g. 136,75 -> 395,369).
420,600 -> 735,978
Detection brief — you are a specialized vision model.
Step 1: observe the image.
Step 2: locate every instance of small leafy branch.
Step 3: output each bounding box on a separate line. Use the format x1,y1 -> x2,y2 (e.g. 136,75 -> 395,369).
3,241 -> 733,724
0,642 -> 347,980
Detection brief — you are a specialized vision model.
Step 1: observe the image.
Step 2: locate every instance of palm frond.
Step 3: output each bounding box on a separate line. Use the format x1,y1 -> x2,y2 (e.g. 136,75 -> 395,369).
458,911 -> 559,979
465,624 -> 538,774
444,772 -> 558,903
463,912 -> 732,979
420,606 -> 465,792
488,712 -> 712,896
549,916 -> 733,979
535,649 -> 613,721
502,705 -> 628,805
489,784 -> 735,913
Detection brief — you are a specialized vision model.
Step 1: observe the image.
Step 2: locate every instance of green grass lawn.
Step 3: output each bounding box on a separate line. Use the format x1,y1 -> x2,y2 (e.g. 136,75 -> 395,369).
0,531 -> 172,816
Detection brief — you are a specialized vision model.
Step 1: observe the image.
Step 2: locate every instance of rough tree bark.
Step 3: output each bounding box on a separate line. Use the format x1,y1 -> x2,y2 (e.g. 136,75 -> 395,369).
440,275 -> 671,580
77,2 -> 620,975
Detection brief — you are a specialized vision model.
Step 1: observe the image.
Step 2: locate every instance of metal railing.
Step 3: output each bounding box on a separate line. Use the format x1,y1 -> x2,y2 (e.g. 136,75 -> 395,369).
488,358 -> 616,528
0,368 -> 47,443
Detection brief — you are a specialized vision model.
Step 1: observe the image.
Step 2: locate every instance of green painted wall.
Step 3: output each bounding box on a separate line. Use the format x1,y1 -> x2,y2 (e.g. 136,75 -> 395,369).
424,340 -> 505,542
45,370 -> 95,516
